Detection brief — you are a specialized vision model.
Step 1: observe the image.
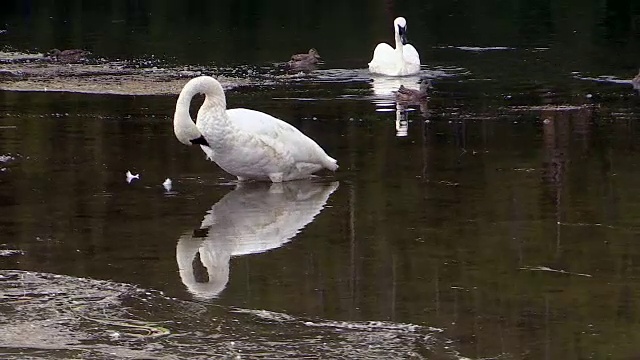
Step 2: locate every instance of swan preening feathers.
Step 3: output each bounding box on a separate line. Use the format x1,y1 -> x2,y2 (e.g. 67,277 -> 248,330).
369,17 -> 421,76
173,76 -> 338,182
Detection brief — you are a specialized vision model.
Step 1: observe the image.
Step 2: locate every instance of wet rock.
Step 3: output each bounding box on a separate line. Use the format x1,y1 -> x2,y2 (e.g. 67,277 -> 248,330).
177,70 -> 202,78
0,69 -> 24,77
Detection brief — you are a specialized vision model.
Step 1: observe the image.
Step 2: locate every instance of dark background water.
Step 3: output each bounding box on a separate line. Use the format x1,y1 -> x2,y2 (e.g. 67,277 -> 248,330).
2,0 -> 640,70
1,1 -> 640,359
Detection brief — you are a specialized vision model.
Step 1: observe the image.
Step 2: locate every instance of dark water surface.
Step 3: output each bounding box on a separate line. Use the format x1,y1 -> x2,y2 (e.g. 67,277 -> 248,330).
2,1 -> 640,359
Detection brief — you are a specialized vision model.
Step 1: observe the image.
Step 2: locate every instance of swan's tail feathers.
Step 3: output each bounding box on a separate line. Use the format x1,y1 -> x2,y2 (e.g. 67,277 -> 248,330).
324,156 -> 339,171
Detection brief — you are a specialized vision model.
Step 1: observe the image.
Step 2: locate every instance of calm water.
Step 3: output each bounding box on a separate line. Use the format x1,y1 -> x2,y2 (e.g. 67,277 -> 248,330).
2,1 -> 640,359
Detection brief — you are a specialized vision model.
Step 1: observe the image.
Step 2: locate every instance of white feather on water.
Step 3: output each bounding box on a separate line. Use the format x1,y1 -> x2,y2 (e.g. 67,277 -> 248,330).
162,178 -> 172,192
125,171 -> 139,183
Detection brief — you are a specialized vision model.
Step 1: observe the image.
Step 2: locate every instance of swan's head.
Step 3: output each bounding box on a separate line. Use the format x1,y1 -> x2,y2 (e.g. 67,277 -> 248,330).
394,17 -> 408,45
175,126 -> 209,147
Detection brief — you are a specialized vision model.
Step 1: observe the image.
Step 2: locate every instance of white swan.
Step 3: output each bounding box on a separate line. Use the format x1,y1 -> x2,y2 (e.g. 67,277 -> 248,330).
173,76 -> 338,182
368,17 -> 421,76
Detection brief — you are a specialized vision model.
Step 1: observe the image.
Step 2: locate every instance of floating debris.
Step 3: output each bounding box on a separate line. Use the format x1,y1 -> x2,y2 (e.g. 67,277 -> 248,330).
520,265 -> 592,277
0,154 -> 15,163
455,46 -> 513,52
510,104 -> 591,112
126,170 -> 139,183
162,178 -> 172,192
79,314 -> 170,338
0,249 -> 24,257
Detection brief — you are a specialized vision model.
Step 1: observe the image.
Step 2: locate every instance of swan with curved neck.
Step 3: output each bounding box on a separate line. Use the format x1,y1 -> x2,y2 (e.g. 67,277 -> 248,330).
173,76 -> 338,182
368,17 -> 421,76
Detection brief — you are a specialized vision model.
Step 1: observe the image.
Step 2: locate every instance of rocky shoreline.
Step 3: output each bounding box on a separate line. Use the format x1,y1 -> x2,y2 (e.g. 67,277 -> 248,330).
0,51 -> 253,96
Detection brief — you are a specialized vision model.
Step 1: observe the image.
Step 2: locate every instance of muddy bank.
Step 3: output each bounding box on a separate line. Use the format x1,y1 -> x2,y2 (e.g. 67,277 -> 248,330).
0,52 -> 256,96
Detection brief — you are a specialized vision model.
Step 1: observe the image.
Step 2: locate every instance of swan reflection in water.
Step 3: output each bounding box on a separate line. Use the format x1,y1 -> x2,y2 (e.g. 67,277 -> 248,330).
371,75 -> 420,138
176,180 -> 339,299
371,74 -> 424,98
394,90 -> 430,137
395,103 -> 409,137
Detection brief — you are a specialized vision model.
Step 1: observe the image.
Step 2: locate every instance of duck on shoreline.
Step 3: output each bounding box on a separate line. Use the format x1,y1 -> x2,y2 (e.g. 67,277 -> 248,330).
44,49 -> 91,63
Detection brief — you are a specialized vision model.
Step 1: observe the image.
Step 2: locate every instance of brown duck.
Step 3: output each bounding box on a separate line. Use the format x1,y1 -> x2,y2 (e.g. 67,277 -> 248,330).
44,49 -> 91,63
290,48 -> 321,64
287,49 -> 322,73
395,79 -> 432,103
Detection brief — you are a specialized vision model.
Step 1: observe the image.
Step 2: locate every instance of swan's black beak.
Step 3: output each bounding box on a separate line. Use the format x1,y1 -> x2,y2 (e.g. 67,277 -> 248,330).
398,25 -> 408,45
190,135 -> 210,147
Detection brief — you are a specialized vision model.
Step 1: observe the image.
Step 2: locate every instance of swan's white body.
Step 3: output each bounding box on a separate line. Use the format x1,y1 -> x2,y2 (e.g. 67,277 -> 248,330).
173,76 -> 338,182
368,17 -> 421,76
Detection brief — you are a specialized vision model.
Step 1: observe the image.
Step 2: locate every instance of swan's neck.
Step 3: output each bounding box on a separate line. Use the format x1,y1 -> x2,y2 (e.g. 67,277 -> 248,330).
174,76 -> 229,147
394,32 -> 404,58
176,77 -> 227,114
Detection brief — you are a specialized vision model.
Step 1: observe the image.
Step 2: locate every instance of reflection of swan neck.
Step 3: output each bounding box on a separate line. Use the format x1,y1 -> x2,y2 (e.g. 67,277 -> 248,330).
176,235 -> 231,299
